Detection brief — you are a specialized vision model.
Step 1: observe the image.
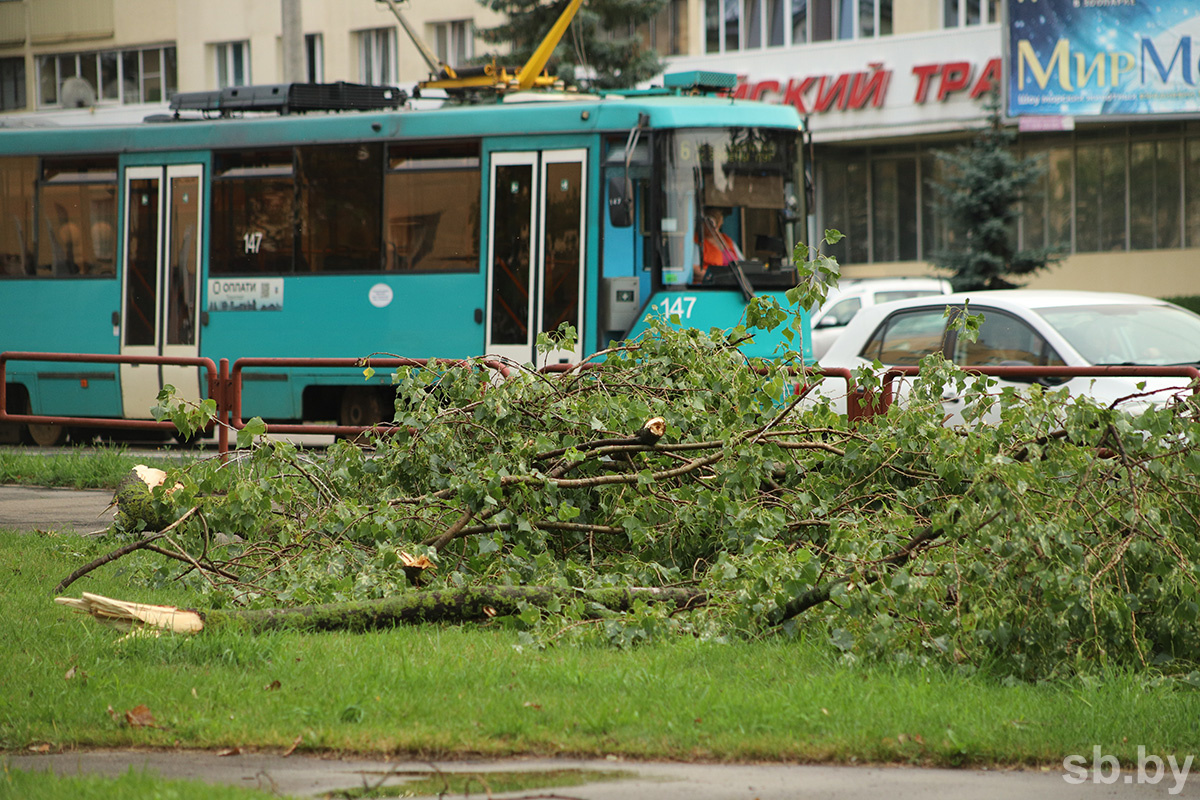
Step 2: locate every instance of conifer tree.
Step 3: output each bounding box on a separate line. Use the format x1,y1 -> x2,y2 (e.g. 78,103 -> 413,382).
476,0 -> 666,90
929,91 -> 1064,291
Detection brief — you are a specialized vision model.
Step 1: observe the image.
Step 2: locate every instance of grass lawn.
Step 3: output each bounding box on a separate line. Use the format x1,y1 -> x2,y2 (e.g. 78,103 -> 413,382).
0,445 -> 201,490
3,530 -> 1199,769
0,765 -> 280,799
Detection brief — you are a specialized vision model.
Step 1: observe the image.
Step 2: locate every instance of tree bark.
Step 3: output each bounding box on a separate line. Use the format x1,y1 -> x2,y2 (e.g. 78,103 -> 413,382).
206,585 -> 707,633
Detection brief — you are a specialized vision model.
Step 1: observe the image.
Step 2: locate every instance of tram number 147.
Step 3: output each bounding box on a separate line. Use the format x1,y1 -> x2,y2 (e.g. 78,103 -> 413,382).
661,296 -> 697,321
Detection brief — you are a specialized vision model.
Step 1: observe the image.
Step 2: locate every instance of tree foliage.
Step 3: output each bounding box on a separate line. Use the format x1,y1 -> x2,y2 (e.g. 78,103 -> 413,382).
475,0 -> 666,90
78,235 -> 1200,683
929,91 -> 1064,291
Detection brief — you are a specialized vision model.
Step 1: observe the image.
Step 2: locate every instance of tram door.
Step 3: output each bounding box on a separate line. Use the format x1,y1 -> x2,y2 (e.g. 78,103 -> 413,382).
485,149 -> 587,365
119,165 -> 204,419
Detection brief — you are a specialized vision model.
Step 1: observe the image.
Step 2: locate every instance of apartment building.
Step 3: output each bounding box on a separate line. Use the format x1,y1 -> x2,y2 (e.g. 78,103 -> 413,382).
0,0 -> 500,122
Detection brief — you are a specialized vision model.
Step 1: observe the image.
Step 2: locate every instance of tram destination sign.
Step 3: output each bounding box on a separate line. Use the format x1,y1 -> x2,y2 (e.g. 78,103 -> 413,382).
1007,0 -> 1200,117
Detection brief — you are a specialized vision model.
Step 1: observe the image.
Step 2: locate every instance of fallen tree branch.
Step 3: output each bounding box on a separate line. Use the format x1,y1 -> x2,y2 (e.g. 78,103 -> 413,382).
769,510 -> 1001,626
768,526 -> 940,626
53,506 -> 200,595
536,416 -> 667,462
143,544 -> 241,582
56,586 -> 710,636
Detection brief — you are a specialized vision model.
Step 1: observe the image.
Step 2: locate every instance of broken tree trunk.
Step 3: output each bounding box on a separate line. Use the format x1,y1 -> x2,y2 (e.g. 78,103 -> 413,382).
56,586 -> 709,636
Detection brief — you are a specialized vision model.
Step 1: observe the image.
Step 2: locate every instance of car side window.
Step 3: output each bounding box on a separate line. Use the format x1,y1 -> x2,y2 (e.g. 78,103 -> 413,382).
859,308 -> 948,365
823,297 -> 862,327
953,309 -> 1065,367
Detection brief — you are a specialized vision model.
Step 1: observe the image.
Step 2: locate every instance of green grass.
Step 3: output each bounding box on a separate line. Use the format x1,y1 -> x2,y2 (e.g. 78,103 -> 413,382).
332,768 -> 632,798
3,530 -> 1200,768
0,764 -> 279,800
0,445 -> 201,490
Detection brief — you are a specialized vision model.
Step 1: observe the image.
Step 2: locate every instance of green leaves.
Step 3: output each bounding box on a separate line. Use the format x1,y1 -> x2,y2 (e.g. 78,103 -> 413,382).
119,298 -> 1200,684
152,385 -> 216,439
236,417 -> 267,449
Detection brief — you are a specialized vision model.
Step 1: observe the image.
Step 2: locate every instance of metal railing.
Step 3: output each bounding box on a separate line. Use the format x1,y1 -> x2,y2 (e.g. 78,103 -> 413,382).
11,351 -> 1186,454
0,352 -> 516,458
227,356 -> 511,436
0,350 -> 223,443
864,364 -> 1200,420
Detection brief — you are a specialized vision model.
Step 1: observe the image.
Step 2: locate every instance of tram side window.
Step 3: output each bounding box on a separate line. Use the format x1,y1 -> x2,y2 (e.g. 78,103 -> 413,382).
33,157 -> 118,277
211,149 -> 296,274
384,142 -> 481,273
0,157 -> 36,276
297,144 -> 383,272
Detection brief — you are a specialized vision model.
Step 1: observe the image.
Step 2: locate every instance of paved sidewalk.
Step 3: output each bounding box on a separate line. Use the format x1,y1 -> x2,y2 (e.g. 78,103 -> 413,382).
0,484 -> 115,533
9,750 -> 1195,799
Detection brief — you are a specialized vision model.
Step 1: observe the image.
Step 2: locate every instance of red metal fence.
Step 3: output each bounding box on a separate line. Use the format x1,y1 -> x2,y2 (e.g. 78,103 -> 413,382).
0,352 -> 515,458
0,351 -> 223,444
4,352 -> 1196,459
876,364 -> 1200,411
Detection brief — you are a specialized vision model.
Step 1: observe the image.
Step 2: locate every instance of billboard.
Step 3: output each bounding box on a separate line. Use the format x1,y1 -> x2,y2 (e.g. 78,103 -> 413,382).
1007,0 -> 1200,117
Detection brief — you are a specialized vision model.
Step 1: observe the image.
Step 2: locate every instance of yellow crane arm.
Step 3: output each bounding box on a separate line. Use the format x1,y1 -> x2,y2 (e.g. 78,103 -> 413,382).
378,0 -> 457,79
515,0 -> 584,90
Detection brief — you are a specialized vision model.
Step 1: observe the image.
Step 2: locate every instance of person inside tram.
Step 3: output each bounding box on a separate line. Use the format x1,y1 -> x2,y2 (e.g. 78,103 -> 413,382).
693,205 -> 742,284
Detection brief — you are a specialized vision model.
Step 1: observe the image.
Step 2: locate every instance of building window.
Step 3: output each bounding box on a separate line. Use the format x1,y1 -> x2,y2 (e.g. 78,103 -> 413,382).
706,0 -> 720,52
943,0 -> 998,27
359,28 -> 397,85
1130,140 -> 1181,251
215,41 -> 250,89
305,34 -> 324,83
35,46 -> 176,108
1073,137 -> 1126,253
725,0 -> 741,51
710,0 -> 889,52
816,126 -> 1200,267
1187,140 -> 1200,248
744,0 -> 764,48
0,57 -> 24,111
431,20 -> 473,68
640,0 -> 686,56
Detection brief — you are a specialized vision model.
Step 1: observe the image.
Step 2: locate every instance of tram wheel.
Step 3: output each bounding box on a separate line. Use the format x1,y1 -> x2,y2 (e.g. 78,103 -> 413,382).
22,398 -> 68,447
174,429 -> 206,448
338,387 -> 389,441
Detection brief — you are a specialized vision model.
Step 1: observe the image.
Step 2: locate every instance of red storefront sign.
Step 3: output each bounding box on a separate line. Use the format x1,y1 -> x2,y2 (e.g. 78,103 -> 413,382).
732,57 -> 1003,114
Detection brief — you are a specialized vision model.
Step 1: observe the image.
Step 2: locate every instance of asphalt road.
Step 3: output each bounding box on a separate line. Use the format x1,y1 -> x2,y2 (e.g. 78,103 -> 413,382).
0,484 -> 116,534
10,751 -> 1198,799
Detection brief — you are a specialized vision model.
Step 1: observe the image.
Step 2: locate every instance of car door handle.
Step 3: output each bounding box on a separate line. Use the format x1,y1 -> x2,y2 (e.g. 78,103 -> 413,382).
941,394 -> 963,404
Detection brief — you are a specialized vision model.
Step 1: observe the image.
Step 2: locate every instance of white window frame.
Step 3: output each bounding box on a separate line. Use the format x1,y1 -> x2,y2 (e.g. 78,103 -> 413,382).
709,0 -> 892,51
214,41 -> 250,89
431,20 -> 474,69
943,0 -> 998,28
305,33 -> 324,83
36,46 -> 176,108
359,28 -> 397,85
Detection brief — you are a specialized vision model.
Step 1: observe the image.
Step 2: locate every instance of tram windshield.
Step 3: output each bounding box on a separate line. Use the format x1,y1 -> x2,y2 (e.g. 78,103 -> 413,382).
654,127 -> 805,286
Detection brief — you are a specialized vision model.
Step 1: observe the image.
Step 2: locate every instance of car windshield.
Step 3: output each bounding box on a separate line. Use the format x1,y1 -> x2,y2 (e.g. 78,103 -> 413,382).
1038,303 -> 1200,366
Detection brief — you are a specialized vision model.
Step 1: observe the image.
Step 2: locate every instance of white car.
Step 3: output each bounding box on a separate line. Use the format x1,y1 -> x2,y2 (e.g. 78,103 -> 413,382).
809,277 -> 952,359
811,290 -> 1200,424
